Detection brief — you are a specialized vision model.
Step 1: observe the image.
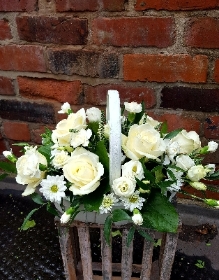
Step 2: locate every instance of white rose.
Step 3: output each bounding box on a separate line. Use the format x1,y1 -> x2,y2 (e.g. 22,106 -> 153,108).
58,102 -> 71,114
16,146 -> 47,196
63,147 -> 104,195
170,130 -> 201,154
175,155 -> 195,171
122,124 -> 166,160
208,141 -> 218,152
112,177 -> 136,197
52,150 -> 70,169
86,107 -> 101,122
122,160 -> 144,180
52,108 -> 87,146
132,213 -> 143,225
187,165 -> 207,182
124,101 -> 142,113
70,129 -> 92,148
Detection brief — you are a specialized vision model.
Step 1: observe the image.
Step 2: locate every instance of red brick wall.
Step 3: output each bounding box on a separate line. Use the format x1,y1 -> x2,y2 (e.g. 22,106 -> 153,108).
0,0 -> 219,164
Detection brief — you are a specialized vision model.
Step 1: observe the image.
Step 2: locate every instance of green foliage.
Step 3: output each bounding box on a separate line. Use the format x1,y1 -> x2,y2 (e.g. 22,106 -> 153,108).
31,193 -> 44,205
137,229 -> 154,242
126,226 -> 135,247
95,140 -> 109,173
20,208 -> 38,231
160,121 -> 168,136
164,128 -> 182,140
112,209 -> 131,222
21,220 -> 36,231
0,161 -> 16,173
38,146 -> 51,163
142,191 -> 179,233
104,215 -> 113,245
46,203 -> 59,216
195,260 -> 205,269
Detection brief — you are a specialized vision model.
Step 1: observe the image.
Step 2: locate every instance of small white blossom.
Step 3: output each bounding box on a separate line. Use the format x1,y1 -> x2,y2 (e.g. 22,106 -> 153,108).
120,191 -> 145,212
58,102 -> 71,114
3,150 -> 13,158
70,129 -> 92,148
60,212 -> 71,223
52,150 -> 70,169
208,141 -> 218,153
124,102 -> 142,113
39,175 -> 67,203
99,193 -> 119,214
132,213 -> 143,225
86,107 -> 101,122
205,164 -> 215,175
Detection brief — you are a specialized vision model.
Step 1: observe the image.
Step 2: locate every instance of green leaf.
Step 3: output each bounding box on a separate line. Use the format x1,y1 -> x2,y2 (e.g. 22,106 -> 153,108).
20,208 -> 38,231
112,230 -> 122,238
152,165 -> 165,183
0,173 -> 8,180
104,215 -> 112,245
127,226 -> 135,247
160,121 -> 168,136
0,161 -> 16,173
39,163 -> 47,171
142,190 -> 179,233
134,102 -> 145,124
140,159 -> 155,183
157,180 -> 175,194
206,170 -> 219,180
135,177 -> 151,191
137,229 -> 154,242
88,122 -> 99,135
164,128 -> 182,140
46,203 -> 59,216
12,142 -> 30,147
112,209 -> 132,222
95,140 -> 109,173
38,146 -> 51,162
31,193 -> 44,205
21,220 -> 36,231
82,178 -> 110,211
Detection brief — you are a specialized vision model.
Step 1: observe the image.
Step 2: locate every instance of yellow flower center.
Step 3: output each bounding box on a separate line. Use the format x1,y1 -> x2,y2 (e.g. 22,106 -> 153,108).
102,197 -> 113,208
51,185 -> 58,193
129,194 -> 138,203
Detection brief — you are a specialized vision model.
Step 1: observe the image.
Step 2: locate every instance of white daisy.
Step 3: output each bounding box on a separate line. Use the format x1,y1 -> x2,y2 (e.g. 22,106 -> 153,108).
120,191 -> 145,212
99,193 -> 119,214
39,175 -> 67,203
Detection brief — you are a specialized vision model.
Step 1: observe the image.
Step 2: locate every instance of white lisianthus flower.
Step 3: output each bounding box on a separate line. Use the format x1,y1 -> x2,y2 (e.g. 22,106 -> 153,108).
122,160 -> 144,180
52,108 -> 87,146
165,140 -> 180,162
112,177 -> 136,197
187,165 -> 207,182
132,213 -> 143,226
120,191 -> 145,211
58,102 -> 71,114
63,147 -> 104,195
208,141 -> 218,152
16,146 -> 47,196
122,124 -> 166,160
189,182 -> 207,191
40,175 -> 67,203
70,129 -> 92,148
52,150 -> 70,169
175,155 -> 195,171
124,101 -> 142,113
86,107 -> 101,122
170,129 -> 201,154
99,193 -> 119,214
205,164 -> 215,175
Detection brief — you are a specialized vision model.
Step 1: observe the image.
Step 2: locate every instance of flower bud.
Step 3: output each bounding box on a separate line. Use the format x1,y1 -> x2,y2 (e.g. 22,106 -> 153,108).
3,150 -> 17,163
60,207 -> 74,223
132,211 -> 143,226
204,199 -> 219,208
189,182 -> 207,191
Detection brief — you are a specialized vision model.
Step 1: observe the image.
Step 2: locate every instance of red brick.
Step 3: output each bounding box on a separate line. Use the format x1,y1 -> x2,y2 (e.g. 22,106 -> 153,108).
92,17 -> 175,48
124,54 -> 208,83
18,77 -> 82,104
55,0 -> 99,11
0,45 -> 46,72
135,0 -> 219,11
84,85 -> 156,108
0,77 -> 14,95
3,121 -> 31,141
16,16 -> 88,45
161,87 -> 219,112
150,113 -> 201,134
47,48 -> 119,78
185,18 -> 219,48
214,59 -> 219,83
102,0 -> 125,11
0,19 -> 12,40
0,0 -> 37,12
204,116 -> 219,139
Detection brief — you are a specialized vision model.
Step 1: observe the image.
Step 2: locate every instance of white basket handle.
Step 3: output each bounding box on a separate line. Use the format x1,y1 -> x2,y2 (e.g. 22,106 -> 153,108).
106,90 -> 121,186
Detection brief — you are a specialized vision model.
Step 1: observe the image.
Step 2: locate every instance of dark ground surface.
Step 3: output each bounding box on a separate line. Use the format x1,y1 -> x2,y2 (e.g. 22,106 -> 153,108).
0,187 -> 219,280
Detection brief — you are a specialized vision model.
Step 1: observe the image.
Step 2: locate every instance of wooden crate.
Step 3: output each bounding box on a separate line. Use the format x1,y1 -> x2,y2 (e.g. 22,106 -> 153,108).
55,219 -> 181,280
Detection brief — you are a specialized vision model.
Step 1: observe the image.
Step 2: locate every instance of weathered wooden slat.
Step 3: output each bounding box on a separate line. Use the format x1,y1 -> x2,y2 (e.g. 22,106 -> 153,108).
77,225 -> 93,280
56,225 -> 77,280
101,228 -> 112,280
140,230 -> 155,280
121,228 -> 133,279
